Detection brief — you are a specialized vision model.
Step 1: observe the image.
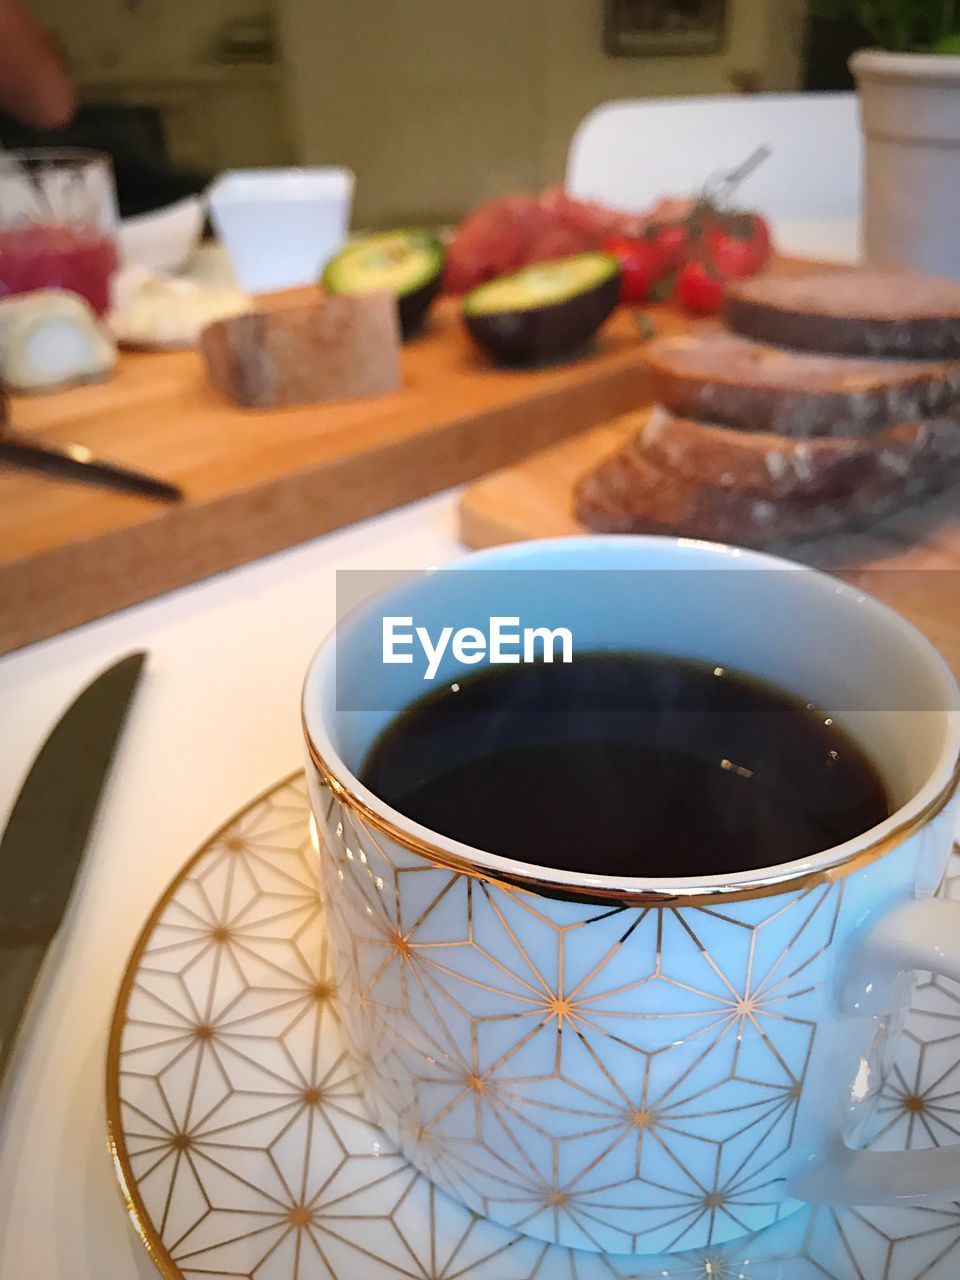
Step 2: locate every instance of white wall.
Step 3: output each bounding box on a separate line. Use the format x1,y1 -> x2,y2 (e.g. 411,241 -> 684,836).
278,1 -> 544,224
279,0 -> 806,226
33,0 -> 807,224
35,0 -> 273,74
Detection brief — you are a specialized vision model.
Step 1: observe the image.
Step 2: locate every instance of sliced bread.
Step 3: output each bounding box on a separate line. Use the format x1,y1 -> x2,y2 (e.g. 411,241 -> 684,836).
644,332 -> 960,437
574,414 -> 958,546
637,405 -> 960,500
725,269 -> 960,359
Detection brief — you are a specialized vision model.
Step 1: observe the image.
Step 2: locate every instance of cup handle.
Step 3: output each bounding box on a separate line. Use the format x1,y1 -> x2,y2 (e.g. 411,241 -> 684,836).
789,898 -> 960,1205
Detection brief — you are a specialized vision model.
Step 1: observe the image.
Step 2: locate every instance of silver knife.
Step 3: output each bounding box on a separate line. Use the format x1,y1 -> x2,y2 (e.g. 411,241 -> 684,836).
0,652 -> 146,1086
0,432 -> 183,503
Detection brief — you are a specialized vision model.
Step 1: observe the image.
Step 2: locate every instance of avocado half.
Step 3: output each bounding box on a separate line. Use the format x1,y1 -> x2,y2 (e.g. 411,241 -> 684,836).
323,229 -> 445,340
462,253 -> 621,366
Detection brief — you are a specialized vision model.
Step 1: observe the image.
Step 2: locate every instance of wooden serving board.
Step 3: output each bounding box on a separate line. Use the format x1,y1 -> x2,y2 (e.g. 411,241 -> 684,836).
459,416 -> 960,672
0,295 -> 694,657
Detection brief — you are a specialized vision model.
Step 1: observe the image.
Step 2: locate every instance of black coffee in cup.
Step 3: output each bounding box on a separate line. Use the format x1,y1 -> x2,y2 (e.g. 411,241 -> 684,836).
360,653 -> 890,877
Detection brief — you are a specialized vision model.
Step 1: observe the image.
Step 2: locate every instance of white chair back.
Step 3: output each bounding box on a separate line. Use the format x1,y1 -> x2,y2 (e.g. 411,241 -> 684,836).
566,94 -> 861,224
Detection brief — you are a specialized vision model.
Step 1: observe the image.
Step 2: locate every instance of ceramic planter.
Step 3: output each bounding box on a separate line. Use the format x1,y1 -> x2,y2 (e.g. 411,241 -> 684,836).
851,49 -> 960,280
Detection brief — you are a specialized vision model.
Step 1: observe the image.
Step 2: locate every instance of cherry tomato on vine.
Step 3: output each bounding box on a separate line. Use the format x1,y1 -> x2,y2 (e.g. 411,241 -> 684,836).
705,213 -> 772,279
647,222 -> 689,278
599,235 -> 658,304
676,262 -> 726,315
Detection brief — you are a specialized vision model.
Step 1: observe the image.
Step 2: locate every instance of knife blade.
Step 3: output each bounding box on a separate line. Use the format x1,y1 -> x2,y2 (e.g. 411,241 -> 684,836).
0,434 -> 183,503
0,652 -> 146,1086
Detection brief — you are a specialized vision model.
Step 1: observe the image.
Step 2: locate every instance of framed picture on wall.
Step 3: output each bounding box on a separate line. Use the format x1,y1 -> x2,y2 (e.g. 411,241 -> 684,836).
605,0 -> 729,56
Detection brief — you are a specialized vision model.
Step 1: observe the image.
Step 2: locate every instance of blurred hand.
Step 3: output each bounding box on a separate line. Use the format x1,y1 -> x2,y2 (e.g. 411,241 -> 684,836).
0,0 -> 75,129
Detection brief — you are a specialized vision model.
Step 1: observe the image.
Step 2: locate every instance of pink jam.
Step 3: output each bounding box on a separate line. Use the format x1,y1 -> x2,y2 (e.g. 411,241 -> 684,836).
0,222 -> 119,315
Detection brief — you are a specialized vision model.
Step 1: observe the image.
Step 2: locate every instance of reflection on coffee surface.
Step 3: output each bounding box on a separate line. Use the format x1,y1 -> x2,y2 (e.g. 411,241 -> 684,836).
360,653 -> 891,877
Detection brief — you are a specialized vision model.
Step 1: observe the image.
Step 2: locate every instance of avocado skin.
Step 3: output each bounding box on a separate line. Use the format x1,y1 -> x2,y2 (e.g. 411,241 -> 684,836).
322,231 -> 445,342
398,271 -> 443,340
463,270 -> 621,366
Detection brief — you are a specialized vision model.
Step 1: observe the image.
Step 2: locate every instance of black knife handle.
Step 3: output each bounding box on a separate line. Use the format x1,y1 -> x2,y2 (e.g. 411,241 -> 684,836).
0,438 -> 183,503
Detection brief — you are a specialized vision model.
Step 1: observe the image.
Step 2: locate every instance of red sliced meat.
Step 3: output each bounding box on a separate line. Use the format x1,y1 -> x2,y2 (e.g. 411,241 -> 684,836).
443,187 -> 696,295
441,196 -> 575,295
538,185 -> 640,240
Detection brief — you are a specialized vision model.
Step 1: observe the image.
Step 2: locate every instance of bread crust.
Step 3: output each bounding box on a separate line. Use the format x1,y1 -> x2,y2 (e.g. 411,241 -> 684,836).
725,270 -> 960,359
575,409 -> 960,546
637,406 -> 960,500
644,332 -> 960,437
201,293 -> 401,408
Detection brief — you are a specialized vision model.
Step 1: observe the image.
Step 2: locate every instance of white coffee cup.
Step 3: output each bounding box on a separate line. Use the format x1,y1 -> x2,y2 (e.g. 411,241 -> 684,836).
303,537 -> 960,1256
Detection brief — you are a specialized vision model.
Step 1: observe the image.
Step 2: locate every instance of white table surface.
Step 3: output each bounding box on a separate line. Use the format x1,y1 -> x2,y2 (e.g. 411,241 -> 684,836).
0,490 -> 463,1277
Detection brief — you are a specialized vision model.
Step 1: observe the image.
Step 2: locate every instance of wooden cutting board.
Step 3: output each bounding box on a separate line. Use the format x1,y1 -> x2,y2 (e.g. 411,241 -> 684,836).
458,416 -> 960,672
0,295 -> 693,657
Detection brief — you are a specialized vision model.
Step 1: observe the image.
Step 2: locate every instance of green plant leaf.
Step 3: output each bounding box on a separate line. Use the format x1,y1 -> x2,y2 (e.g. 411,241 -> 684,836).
633,311 -> 657,340
808,0 -> 857,17
810,0 -> 958,50
649,274 -> 677,303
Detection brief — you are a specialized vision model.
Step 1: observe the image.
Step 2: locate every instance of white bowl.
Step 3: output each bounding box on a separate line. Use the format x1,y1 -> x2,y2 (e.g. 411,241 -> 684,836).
207,167 -> 354,294
118,195 -> 205,274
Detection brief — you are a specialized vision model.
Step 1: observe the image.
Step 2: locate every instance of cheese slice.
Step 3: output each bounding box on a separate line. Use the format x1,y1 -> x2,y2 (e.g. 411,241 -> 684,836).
110,275 -> 253,350
0,289 -> 116,393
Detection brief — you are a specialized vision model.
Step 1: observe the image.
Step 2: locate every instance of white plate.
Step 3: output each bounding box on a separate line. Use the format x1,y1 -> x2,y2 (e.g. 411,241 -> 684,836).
119,196 -> 205,274
108,774 -> 960,1279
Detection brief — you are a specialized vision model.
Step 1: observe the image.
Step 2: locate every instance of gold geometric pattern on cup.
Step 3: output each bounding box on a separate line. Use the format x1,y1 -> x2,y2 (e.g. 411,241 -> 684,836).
315,788 -> 842,1253
869,1009 -> 960,1150
109,774 -> 960,1278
